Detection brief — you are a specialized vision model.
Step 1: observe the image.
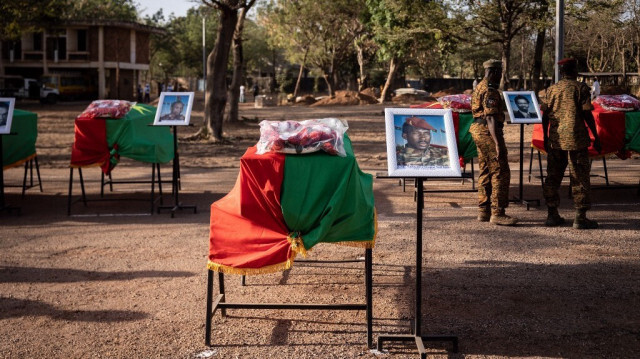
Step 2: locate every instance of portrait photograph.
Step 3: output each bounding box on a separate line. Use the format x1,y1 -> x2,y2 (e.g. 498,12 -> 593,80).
153,92 -> 195,126
384,108 -> 461,177
0,97 -> 16,135
503,91 -> 542,124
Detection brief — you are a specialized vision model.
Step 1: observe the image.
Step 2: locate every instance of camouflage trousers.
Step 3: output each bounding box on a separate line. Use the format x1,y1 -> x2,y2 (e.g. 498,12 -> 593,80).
469,122 -> 510,214
543,148 -> 591,210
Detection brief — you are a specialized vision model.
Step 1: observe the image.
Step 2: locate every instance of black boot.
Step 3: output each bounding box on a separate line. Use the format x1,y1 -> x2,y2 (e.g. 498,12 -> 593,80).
573,209 -> 598,229
545,207 -> 565,227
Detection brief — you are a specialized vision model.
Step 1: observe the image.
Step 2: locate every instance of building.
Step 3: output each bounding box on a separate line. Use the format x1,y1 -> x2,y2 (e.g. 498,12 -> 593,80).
0,20 -> 163,100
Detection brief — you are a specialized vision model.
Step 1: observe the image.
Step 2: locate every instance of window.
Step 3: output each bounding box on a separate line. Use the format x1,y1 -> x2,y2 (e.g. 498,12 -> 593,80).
33,33 -> 43,51
77,29 -> 87,51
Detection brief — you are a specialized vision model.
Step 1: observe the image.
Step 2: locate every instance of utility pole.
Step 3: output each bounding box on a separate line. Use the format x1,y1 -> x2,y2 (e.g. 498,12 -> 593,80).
202,17 -> 207,93
555,0 -> 564,83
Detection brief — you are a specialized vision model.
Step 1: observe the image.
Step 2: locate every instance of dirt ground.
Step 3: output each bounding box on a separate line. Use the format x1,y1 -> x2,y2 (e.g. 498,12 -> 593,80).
1,94 -> 639,358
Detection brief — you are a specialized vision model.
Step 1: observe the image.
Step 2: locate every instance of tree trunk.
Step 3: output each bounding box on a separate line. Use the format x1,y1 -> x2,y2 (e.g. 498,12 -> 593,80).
293,48 -> 308,98
204,2 -> 238,141
322,73 -> 334,97
501,39 -> 511,90
355,41 -> 367,91
379,57 -> 398,104
532,28 -> 545,93
226,6 -> 248,124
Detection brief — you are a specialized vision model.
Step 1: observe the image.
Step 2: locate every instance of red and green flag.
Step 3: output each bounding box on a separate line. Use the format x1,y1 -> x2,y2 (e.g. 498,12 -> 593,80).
208,135 -> 376,275
70,104 -> 173,173
2,109 -> 37,170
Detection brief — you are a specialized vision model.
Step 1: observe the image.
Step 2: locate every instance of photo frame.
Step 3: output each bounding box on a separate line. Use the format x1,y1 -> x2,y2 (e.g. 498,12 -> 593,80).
0,97 -> 16,135
153,92 -> 195,126
384,107 -> 461,177
503,91 -> 542,124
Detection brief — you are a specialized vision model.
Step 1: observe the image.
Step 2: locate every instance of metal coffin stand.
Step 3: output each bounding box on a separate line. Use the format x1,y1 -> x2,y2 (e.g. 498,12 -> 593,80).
0,134 -> 21,214
67,163 -> 165,215
205,248 -> 373,348
377,176 -> 458,358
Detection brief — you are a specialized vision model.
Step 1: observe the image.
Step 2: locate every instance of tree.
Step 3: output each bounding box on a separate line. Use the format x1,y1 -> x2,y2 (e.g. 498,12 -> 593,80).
459,0 -> 532,89
263,0 -> 366,97
226,0 -> 257,124
199,0 -> 254,141
0,0 -> 68,76
366,0 -> 450,102
261,0 -> 319,97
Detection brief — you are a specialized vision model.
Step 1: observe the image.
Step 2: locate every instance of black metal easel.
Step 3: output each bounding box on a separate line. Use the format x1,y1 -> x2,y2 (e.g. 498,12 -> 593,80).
157,126 -> 196,217
0,133 -> 21,215
205,248 -> 373,348
510,123 -> 540,210
377,176 -> 458,357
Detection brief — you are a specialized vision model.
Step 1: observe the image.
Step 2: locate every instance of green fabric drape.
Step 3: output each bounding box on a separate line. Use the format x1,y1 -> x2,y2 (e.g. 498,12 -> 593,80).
2,109 -> 37,169
458,112 -> 478,161
280,135 -> 376,249
624,111 -> 640,154
105,104 -> 174,164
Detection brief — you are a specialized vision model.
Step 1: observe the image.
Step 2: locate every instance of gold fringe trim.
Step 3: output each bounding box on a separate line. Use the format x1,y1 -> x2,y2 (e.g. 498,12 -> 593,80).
2,153 -> 36,171
287,232 -> 309,257
69,162 -> 105,169
207,257 -> 297,276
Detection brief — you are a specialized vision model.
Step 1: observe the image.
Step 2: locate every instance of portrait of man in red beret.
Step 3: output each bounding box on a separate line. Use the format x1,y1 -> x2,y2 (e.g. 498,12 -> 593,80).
396,116 -> 449,167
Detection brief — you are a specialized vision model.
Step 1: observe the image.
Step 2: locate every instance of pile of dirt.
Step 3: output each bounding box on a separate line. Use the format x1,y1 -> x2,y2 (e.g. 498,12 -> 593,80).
293,95 -> 317,106
431,87 -> 460,97
392,93 -> 436,104
310,90 -> 378,107
360,87 -> 380,99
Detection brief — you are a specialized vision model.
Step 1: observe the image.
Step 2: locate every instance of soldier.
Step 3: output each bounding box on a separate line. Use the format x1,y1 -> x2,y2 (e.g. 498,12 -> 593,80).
541,58 -> 602,229
469,59 -> 517,226
397,116 -> 449,167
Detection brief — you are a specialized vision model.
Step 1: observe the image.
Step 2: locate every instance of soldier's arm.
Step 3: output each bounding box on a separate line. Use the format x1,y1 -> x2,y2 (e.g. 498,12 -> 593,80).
483,89 -> 502,158
583,110 -> 602,153
485,115 -> 501,158
539,92 -> 550,153
541,112 -> 550,153
580,84 -> 600,153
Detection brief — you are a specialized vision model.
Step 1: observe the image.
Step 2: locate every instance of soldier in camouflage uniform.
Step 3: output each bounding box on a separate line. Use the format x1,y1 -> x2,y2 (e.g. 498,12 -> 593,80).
469,59 -> 517,226
397,116 -> 449,167
541,58 -> 602,229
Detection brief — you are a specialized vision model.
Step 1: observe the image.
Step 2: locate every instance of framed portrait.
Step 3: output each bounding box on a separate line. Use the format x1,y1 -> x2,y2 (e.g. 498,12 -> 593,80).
503,91 -> 542,124
0,97 -> 16,135
153,92 -> 195,126
384,108 -> 461,177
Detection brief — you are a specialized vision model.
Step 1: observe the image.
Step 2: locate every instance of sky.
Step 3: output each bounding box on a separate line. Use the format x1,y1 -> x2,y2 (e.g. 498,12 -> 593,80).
136,0 -> 197,19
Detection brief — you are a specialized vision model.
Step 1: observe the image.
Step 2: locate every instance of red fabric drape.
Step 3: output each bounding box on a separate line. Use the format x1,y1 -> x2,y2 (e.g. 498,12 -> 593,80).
209,147 -> 291,271
531,104 -> 627,158
70,115 -> 111,173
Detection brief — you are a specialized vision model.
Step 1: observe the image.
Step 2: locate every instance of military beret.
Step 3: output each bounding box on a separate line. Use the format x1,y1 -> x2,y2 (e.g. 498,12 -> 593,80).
557,58 -> 577,66
483,59 -> 502,69
405,116 -> 435,131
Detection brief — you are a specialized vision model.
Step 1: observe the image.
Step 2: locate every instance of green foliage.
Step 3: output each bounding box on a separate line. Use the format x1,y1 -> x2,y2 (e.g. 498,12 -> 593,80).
146,6 -> 220,79
366,0 -> 451,63
0,0 -> 68,40
67,0 -> 138,21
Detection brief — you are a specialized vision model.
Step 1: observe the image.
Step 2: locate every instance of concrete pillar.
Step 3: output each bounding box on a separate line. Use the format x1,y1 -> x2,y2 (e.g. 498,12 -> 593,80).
130,29 -> 136,64
98,26 -> 106,99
